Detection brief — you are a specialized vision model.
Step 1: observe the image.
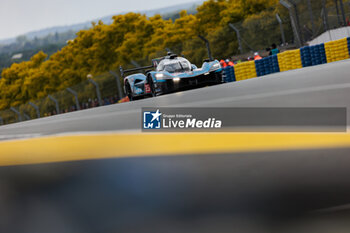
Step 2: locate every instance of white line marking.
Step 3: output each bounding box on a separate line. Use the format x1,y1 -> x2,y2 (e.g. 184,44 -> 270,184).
313,203 -> 350,214
0,134 -> 43,141
175,83 -> 350,107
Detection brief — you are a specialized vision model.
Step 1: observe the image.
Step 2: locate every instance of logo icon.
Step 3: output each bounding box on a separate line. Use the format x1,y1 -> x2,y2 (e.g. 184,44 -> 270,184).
143,109 -> 162,129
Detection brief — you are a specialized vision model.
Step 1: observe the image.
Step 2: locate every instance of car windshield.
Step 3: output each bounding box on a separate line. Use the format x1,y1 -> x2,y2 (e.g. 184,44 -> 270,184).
157,57 -> 191,73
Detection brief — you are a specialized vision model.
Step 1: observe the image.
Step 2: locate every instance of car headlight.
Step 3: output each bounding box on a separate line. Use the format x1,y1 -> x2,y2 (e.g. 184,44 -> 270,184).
155,73 -> 164,79
209,63 -> 221,72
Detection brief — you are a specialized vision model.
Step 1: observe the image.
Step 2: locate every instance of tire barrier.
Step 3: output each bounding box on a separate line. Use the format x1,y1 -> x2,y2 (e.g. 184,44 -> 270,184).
255,55 -> 280,77
222,36 -> 350,84
325,38 -> 350,63
222,66 -> 236,82
300,46 -> 312,67
234,61 -> 257,81
301,44 -> 327,67
309,44 -> 327,66
277,49 -> 303,72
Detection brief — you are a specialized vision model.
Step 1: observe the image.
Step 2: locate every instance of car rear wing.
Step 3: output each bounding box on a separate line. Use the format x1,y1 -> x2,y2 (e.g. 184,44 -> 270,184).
119,55 -> 168,78
120,65 -> 154,78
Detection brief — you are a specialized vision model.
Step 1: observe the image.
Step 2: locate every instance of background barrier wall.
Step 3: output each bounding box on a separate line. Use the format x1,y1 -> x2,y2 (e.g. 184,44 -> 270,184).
308,27 -> 350,46
223,36 -> 350,85
300,44 -> 327,67
310,44 -> 327,66
255,55 -> 280,77
277,49 -> 303,72
325,38 -> 350,63
222,66 -> 236,83
300,46 -> 312,67
234,61 -> 257,81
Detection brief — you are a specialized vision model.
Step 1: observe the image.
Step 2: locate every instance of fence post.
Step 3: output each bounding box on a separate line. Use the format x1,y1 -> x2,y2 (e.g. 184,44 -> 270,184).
334,0 -> 342,26
322,0 -> 330,31
228,23 -> 243,54
88,78 -> 103,106
276,13 -> 286,46
28,102 -> 40,118
198,35 -> 213,61
48,95 -> 60,115
280,0 -> 302,47
288,0 -> 303,45
66,88 -> 80,110
23,113 -> 31,121
307,0 -> 316,38
339,0 -> 346,26
109,70 -> 125,100
10,107 -> 22,122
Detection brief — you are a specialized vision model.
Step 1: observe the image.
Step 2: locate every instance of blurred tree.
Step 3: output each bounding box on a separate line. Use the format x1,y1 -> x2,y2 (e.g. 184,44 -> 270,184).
0,0 -> 287,110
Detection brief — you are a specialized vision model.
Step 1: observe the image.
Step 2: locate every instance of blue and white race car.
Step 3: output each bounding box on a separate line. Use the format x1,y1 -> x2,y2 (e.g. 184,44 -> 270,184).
120,54 -> 223,100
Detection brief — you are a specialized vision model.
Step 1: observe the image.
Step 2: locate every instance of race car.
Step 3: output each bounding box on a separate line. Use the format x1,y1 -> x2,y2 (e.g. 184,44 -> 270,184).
120,53 -> 223,101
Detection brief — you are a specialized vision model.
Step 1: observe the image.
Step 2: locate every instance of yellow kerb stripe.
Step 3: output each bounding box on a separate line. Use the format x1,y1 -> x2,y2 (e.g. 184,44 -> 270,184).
0,133 -> 350,166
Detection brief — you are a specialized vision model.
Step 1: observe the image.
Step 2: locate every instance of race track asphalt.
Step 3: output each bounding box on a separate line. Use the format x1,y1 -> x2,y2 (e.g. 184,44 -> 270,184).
0,59 -> 349,137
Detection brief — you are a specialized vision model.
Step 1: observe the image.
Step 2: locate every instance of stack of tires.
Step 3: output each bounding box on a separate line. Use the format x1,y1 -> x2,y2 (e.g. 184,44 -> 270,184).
300,46 -> 312,67
222,66 -> 236,83
310,44 -> 327,66
255,55 -> 280,77
277,49 -> 303,72
325,38 -> 350,63
234,61 -> 257,81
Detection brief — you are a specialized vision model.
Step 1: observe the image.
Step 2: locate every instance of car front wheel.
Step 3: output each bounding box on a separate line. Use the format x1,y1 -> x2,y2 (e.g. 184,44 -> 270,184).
147,76 -> 157,97
125,83 -> 134,101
